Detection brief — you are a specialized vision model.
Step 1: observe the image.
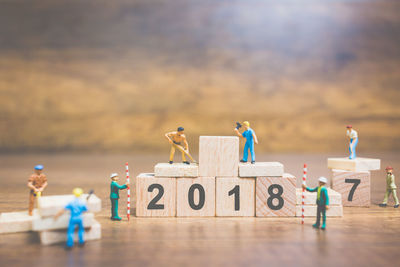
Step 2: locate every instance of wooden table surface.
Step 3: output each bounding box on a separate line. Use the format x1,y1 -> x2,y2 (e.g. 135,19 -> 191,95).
1,153 -> 399,267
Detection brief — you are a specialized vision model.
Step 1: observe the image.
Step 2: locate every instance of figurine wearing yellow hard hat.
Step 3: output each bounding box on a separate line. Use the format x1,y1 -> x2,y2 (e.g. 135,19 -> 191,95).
54,188 -> 88,249
234,121 -> 258,164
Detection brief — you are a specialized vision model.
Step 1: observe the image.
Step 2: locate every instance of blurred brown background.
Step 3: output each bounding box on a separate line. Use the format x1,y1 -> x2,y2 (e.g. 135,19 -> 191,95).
1,0 -> 399,153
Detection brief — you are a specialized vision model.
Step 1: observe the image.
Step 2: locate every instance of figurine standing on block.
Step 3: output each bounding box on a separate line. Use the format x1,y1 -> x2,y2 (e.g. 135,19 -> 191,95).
234,121 -> 258,164
379,166 -> 399,208
302,177 -> 330,230
110,173 -> 129,220
27,165 -> 48,216
54,188 -> 88,249
346,125 -> 358,159
165,127 -> 196,164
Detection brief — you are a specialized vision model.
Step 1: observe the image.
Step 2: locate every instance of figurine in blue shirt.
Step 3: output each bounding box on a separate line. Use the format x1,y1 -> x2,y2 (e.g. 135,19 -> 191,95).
234,121 -> 258,164
54,188 -> 88,249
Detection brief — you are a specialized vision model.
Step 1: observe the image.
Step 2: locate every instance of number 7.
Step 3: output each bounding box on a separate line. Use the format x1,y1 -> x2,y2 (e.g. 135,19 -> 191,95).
345,179 -> 361,201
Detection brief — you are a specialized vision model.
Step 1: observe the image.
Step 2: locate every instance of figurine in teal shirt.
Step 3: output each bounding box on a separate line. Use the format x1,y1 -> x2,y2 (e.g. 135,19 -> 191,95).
302,177 -> 330,230
110,173 -> 129,221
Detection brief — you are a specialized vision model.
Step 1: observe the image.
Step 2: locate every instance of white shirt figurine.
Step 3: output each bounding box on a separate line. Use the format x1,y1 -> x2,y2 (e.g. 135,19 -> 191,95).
347,129 -> 358,139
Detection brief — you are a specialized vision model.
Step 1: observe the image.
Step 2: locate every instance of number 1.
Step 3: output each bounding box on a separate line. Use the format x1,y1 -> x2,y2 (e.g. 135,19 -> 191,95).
228,185 -> 240,211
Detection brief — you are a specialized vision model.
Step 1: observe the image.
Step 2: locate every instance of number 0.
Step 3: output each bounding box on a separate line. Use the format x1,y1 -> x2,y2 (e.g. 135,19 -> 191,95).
188,184 -> 205,210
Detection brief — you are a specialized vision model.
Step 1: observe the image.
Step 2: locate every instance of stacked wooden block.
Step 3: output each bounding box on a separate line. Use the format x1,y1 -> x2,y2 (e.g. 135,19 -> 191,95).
137,136 -> 341,218
328,157 -> 381,207
0,194 -> 102,245
295,188 -> 343,217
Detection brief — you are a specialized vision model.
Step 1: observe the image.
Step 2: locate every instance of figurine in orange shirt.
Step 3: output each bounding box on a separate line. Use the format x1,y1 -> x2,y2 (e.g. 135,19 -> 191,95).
27,165 -> 48,216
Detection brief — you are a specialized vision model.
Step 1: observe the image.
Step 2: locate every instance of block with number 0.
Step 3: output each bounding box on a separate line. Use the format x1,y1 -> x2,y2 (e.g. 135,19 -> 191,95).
177,177 -> 215,217
331,169 -> 370,207
216,177 -> 255,216
256,173 -> 296,217
136,173 -> 176,217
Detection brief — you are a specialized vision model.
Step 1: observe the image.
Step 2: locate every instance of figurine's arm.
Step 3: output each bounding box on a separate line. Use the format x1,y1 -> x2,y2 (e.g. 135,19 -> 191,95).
116,183 -> 129,190
54,208 -> 65,220
252,132 -> 258,144
306,186 -> 318,192
165,132 -> 174,144
182,135 -> 189,151
234,128 -> 243,138
27,180 -> 38,192
322,188 -> 329,209
38,181 -> 48,192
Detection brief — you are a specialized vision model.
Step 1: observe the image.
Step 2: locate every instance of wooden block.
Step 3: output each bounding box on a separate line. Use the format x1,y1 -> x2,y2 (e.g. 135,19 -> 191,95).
136,173 -> 176,217
331,169 -> 370,207
0,210 -> 39,234
295,205 -> 343,217
176,177 -> 215,216
199,136 -> 239,177
38,194 -> 102,217
256,173 -> 296,217
296,188 -> 342,205
216,177 -> 255,216
155,163 -> 198,177
40,220 -> 101,245
33,213 -> 94,231
239,162 -> 283,177
327,157 -> 380,172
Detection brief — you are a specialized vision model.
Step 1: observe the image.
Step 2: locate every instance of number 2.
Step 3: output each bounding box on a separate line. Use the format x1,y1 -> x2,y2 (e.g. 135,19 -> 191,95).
147,184 -> 165,210
345,178 -> 360,201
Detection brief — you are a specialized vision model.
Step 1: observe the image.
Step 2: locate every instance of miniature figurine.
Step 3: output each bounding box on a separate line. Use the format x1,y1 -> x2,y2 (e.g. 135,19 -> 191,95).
379,166 -> 399,208
346,125 -> 358,159
54,188 -> 88,249
27,165 -> 48,216
302,177 -> 330,230
234,121 -> 258,164
110,173 -> 129,220
165,127 -> 196,164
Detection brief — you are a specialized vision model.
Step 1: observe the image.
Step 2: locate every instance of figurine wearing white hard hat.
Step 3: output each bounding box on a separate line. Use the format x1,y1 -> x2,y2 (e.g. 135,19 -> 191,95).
302,176 -> 330,230
110,173 -> 129,221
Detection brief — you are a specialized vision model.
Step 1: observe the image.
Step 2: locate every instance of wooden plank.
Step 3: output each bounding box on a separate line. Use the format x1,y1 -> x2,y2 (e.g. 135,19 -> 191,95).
239,162 -> 284,177
216,177 -> 255,216
327,157 -> 380,172
176,177 -> 215,217
38,194 -> 102,217
33,213 -> 94,231
136,173 -> 176,217
155,163 -> 198,177
199,136 -> 239,177
0,210 -> 39,234
256,173 -> 296,217
332,169 -> 370,207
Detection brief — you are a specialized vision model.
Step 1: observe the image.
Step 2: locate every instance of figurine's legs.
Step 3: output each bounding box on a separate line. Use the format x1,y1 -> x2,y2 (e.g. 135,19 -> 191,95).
28,192 -> 35,216
77,219 -> 85,245
392,189 -> 399,205
382,190 -> 391,204
321,206 -> 327,229
114,199 -> 120,219
111,198 -> 116,218
169,146 -> 176,162
349,138 -> 358,159
242,143 -> 249,162
66,221 -> 77,248
181,150 -> 187,162
314,205 -> 321,228
249,142 -> 255,162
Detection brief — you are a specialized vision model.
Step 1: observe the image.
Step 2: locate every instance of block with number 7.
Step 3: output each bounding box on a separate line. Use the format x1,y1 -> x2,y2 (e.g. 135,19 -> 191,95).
256,174 -> 296,217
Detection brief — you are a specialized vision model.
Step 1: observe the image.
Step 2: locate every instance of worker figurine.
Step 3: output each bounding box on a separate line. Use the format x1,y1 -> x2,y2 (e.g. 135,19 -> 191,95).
27,165 -> 48,216
165,127 -> 196,164
302,177 -> 330,230
110,173 -> 129,221
234,121 -> 258,164
54,188 -> 88,249
346,125 -> 358,159
379,166 -> 399,208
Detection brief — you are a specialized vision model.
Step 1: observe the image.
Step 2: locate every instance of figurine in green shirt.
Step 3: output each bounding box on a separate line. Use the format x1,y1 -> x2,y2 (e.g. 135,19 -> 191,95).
302,177 -> 330,230
110,173 -> 129,221
379,166 -> 399,208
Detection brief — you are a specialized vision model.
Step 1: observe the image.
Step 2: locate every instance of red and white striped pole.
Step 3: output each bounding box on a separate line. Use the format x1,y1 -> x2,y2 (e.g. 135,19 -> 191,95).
125,162 -> 131,221
302,163 -> 307,224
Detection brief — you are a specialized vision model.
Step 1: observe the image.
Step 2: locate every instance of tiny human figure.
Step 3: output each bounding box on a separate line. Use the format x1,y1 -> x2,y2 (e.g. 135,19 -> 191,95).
346,125 -> 358,159
110,173 -> 129,220
27,165 -> 48,216
302,177 -> 330,230
379,166 -> 399,208
54,188 -> 87,250
234,121 -> 258,164
165,127 -> 196,164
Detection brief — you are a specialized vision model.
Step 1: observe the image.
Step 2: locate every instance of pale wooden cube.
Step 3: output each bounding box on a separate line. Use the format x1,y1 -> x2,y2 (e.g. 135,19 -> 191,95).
295,205 -> 343,217
216,177 -> 255,216
136,173 -> 176,217
296,188 -> 342,205
40,220 -> 101,246
256,173 -> 296,217
327,157 -> 380,172
33,213 -> 94,231
199,136 -> 239,177
331,169 -> 370,207
176,177 -> 215,216
155,163 -> 198,177
38,194 -> 102,217
239,162 -> 284,177
0,210 -> 39,234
